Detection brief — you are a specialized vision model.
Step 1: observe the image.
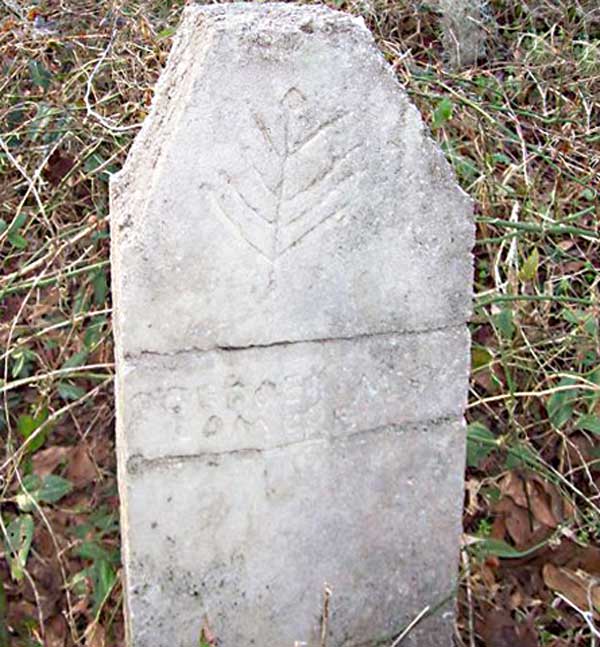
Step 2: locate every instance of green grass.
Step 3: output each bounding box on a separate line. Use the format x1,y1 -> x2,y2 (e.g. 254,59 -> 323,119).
0,0 -> 599,645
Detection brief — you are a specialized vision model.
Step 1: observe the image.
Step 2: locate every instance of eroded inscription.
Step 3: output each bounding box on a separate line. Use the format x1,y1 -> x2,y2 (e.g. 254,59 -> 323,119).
130,368 -> 326,450
123,329 -> 469,460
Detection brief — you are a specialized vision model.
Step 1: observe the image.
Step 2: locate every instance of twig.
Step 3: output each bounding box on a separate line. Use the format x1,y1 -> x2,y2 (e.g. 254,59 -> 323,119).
389,605 -> 430,647
320,583 -> 332,647
0,135 -> 57,237
0,378 -> 112,482
475,293 -> 596,308
0,364 -> 113,395
0,308 -> 111,363
0,259 -> 111,297
477,217 -> 598,240
556,593 -> 600,639
84,26 -> 142,133
461,550 -> 476,647
0,0 -> 24,18
467,380 -> 600,409
0,220 -> 100,285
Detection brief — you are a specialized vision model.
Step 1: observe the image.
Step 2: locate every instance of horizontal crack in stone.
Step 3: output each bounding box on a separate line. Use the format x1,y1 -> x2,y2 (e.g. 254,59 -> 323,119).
124,321 -> 467,361
125,414 -> 464,474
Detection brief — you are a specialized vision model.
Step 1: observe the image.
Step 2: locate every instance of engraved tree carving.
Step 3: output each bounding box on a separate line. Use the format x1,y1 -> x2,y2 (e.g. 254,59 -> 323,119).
207,88 -> 363,261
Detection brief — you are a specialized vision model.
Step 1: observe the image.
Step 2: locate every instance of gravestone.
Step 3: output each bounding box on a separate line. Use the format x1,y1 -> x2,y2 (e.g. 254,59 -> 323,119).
438,0 -> 487,67
110,4 -> 473,646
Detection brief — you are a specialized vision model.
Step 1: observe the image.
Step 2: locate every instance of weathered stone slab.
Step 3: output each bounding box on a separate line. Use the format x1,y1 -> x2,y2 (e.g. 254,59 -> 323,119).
111,5 -> 472,357
121,327 -> 468,461
111,4 -> 473,646
124,420 -> 465,647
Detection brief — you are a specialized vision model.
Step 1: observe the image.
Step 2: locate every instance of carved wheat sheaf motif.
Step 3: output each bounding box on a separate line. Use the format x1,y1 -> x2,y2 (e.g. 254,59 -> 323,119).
208,88 -> 363,261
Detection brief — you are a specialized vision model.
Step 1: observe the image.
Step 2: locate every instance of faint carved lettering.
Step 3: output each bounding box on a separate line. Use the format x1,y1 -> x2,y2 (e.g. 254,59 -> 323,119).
203,416 -> 223,437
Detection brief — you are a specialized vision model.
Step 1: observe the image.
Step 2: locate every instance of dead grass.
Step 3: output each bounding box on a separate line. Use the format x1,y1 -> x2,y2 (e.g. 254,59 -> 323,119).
0,1 -> 598,645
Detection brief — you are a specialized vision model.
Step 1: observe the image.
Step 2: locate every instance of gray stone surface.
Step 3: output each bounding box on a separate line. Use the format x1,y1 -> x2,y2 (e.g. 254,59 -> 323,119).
438,0 -> 488,68
122,327 -> 469,461
111,4 -> 473,646
124,420 -> 465,647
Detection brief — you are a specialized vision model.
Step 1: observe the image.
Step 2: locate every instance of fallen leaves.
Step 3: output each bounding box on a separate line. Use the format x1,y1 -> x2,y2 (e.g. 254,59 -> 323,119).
33,444 -> 98,487
66,445 -> 98,488
44,151 -> 76,187
32,446 -> 71,478
479,607 -> 538,647
466,468 -> 600,645
492,471 -> 574,552
2,412 -> 116,645
543,563 -> 600,614
45,614 -> 68,647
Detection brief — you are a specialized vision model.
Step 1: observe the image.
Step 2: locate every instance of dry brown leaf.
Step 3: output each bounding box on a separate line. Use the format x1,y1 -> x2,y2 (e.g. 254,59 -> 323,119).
547,482 -> 575,523
491,513 -> 507,543
66,445 -> 98,487
496,498 -> 535,548
543,563 -> 600,613
566,545 -> 600,576
26,557 -> 62,620
479,608 -> 538,647
481,562 -> 498,588
527,479 -> 559,528
500,472 -> 528,507
564,434 -> 598,469
45,151 -> 75,186
472,367 -> 497,393
563,260 -> 586,273
465,478 -> 482,516
84,622 -> 106,647
33,523 -> 61,560
45,614 -> 67,647
32,446 -> 71,477
500,471 -> 569,529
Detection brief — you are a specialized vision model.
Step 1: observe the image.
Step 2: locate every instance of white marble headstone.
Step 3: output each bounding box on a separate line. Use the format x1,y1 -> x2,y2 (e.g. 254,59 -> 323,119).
111,4 -> 473,646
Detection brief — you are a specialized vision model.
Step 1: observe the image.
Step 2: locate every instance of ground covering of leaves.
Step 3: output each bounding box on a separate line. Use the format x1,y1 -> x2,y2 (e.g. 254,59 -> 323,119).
0,0 -> 598,645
